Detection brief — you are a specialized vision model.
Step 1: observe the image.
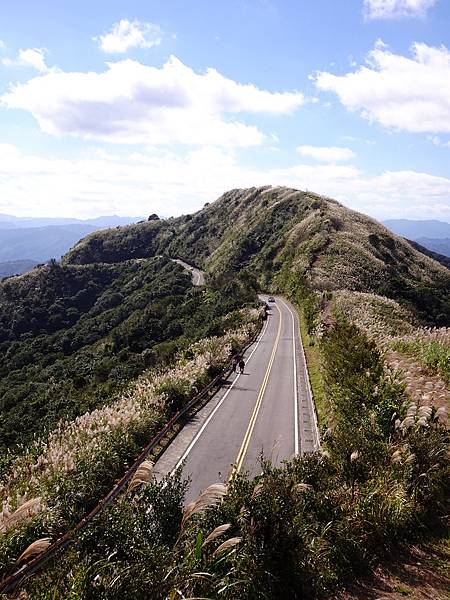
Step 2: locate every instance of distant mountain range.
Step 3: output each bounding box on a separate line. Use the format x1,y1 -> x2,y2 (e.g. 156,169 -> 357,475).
0,224 -> 98,262
383,219 -> 450,239
0,214 -> 142,229
411,237 -> 450,257
0,215 -> 143,277
383,219 -> 450,258
0,260 -> 38,278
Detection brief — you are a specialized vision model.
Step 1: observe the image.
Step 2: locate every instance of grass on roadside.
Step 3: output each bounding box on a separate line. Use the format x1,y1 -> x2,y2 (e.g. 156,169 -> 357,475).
297,306 -> 328,427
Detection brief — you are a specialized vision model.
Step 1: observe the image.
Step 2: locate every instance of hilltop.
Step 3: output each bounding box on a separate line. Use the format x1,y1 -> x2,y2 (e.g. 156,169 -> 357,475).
66,186 -> 450,325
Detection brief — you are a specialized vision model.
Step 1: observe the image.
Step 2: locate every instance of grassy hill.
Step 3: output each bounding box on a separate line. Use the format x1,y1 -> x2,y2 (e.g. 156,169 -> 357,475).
66,186 -> 450,325
0,186 -> 448,599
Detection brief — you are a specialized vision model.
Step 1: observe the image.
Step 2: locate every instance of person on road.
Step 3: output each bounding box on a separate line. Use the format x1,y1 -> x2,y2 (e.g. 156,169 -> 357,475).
238,358 -> 245,374
232,353 -> 243,372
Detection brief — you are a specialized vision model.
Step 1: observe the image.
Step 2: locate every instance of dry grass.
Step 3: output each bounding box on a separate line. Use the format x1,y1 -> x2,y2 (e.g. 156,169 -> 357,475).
202,523 -> 231,547
127,460 -> 154,494
294,483 -> 313,494
387,351 -> 449,412
180,483 -> 227,532
212,536 -> 242,557
389,328 -> 450,384
16,538 -> 51,564
334,540 -> 450,600
0,498 -> 43,534
396,401 -> 447,433
332,291 -> 415,340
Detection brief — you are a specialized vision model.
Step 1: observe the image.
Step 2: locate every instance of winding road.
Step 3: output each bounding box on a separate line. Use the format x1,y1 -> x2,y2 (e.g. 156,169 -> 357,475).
154,294 -> 320,504
172,258 -> 205,286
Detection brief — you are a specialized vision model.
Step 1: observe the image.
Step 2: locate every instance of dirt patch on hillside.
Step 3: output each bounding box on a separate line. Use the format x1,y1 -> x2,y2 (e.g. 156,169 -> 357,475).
335,541 -> 450,600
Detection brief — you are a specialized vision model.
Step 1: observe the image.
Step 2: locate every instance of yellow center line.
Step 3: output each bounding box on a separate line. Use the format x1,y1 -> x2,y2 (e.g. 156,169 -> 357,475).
229,302 -> 283,479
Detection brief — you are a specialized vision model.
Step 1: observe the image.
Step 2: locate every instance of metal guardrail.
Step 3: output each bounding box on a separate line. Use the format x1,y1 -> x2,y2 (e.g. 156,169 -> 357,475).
0,322 -> 263,596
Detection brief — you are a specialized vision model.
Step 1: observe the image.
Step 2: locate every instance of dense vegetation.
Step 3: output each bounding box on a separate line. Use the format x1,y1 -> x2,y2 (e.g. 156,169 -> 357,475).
0,257 -> 257,455
20,319 -> 448,599
0,186 -> 448,598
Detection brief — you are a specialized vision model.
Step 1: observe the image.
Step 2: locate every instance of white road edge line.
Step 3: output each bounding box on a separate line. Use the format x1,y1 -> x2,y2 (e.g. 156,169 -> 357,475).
278,298 -> 299,456
170,311 -> 271,475
283,297 -> 321,452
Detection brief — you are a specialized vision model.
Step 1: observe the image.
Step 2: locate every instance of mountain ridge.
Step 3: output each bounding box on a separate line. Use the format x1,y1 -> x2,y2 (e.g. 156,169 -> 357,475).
407,239 -> 450,268
65,186 -> 450,325
414,237 -> 450,258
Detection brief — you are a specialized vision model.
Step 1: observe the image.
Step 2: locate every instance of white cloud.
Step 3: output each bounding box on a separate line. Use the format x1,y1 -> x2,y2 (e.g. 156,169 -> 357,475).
428,135 -> 450,147
364,0 -> 436,19
297,145 -> 355,163
94,19 -> 162,53
314,42 -> 450,134
2,48 -> 48,72
0,142 -> 449,221
0,40 -> 5,49
0,56 -> 305,147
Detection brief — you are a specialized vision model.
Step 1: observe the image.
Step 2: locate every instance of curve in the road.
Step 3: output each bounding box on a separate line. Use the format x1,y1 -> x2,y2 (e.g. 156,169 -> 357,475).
171,258 -> 205,286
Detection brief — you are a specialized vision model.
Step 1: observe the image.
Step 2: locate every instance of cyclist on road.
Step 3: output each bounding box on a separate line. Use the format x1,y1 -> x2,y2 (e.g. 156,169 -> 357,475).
238,358 -> 245,374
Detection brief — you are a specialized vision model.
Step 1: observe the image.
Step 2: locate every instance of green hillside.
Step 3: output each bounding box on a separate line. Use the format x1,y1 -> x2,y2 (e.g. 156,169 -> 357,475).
0,256 -> 256,455
0,186 -> 448,599
65,187 -> 450,325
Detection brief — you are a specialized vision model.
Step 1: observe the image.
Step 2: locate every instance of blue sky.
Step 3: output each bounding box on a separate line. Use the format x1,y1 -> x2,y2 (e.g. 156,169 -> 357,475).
0,0 -> 449,220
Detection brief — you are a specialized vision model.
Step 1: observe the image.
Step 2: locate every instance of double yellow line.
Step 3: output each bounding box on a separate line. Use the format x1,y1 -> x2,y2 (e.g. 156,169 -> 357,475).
229,304 -> 283,479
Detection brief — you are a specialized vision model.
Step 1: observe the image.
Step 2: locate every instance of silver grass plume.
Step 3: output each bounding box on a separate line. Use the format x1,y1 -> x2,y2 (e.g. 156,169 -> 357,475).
127,460 -> 154,493
202,523 -> 231,547
181,483 -> 227,531
212,536 -> 242,556
17,537 -> 51,563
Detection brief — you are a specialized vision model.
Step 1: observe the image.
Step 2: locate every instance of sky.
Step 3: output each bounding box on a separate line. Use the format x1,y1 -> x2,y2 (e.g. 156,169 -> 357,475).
0,0 -> 449,221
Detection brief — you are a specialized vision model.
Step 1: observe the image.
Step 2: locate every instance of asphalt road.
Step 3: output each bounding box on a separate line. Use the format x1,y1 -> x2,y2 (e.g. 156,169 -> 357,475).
154,295 -> 320,504
172,258 -> 205,286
